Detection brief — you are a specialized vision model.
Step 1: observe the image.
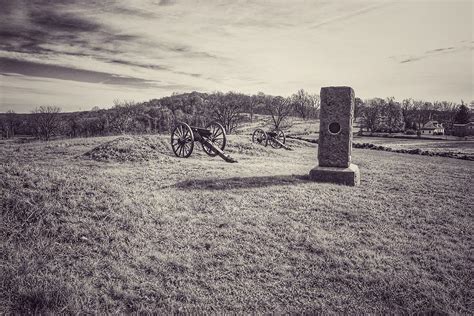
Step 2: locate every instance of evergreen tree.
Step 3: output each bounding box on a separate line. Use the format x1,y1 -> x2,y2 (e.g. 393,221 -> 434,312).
454,104 -> 470,124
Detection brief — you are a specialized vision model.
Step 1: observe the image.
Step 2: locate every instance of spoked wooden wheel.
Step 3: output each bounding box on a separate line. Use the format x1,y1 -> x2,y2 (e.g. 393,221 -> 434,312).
270,129 -> 286,149
252,128 -> 268,147
202,122 -> 226,157
171,122 -> 194,158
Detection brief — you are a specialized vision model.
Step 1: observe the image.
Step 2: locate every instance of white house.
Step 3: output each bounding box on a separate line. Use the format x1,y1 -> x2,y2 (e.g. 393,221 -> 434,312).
421,121 -> 444,135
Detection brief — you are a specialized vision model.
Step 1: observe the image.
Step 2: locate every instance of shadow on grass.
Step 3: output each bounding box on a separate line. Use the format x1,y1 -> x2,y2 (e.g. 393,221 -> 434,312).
171,174 -> 311,190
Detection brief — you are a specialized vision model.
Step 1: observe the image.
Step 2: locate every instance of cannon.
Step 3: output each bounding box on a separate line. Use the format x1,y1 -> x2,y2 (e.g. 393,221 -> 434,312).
252,128 -> 291,150
171,121 -> 237,163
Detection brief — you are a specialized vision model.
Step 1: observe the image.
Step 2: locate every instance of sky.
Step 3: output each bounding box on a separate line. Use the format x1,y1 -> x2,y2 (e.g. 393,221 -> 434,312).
0,0 -> 472,113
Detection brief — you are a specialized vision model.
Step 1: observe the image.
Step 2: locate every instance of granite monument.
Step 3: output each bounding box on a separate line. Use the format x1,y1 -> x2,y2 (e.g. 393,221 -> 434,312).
309,86 -> 360,186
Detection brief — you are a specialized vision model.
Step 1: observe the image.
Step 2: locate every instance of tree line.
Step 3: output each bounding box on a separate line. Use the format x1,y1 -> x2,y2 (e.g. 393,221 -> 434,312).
0,89 -> 319,140
0,90 -> 471,140
356,98 -> 472,134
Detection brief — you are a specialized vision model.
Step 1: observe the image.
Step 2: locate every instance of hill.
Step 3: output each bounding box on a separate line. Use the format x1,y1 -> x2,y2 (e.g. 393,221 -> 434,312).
0,133 -> 472,313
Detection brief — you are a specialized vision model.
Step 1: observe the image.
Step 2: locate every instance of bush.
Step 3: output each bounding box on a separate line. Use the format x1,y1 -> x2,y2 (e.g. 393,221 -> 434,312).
405,129 -> 416,135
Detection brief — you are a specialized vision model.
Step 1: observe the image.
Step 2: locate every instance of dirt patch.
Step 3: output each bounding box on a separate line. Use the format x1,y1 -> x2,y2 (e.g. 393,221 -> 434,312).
83,135 -> 173,162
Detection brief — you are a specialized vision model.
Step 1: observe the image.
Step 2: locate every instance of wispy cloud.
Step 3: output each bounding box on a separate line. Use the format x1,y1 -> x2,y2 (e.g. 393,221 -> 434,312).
0,57 -> 160,87
393,43 -> 473,64
310,1 -> 393,29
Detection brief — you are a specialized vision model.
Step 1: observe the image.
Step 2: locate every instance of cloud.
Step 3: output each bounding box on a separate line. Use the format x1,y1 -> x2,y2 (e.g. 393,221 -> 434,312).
107,59 -> 168,71
0,1 -> 132,58
399,57 -> 422,64
168,45 -> 219,59
111,5 -> 157,18
31,9 -> 101,33
0,0 -> 222,77
158,0 -> 176,6
394,44 -> 473,64
0,57 -> 159,87
426,47 -> 455,53
310,2 -> 392,29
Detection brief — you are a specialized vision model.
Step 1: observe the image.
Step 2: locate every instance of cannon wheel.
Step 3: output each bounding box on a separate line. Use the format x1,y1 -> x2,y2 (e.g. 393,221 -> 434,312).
202,122 -> 226,157
171,122 -> 194,158
252,128 -> 268,147
270,129 -> 286,149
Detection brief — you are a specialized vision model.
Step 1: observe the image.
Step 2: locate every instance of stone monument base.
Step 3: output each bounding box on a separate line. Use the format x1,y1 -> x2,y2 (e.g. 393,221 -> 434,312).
309,163 -> 360,186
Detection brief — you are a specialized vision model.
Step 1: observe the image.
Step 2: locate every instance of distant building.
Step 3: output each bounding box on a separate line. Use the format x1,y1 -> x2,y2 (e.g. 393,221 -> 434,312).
452,122 -> 474,137
421,121 -> 444,135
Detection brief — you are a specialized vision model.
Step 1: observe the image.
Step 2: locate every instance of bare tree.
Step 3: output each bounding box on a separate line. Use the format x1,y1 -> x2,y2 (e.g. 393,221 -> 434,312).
266,95 -> 293,129
354,97 -> 364,121
412,100 -> 434,130
434,100 -> 458,127
3,110 -> 17,138
0,116 -> 6,139
209,92 -> 244,134
384,98 -> 404,133
291,89 -> 320,119
291,89 -> 310,119
247,93 -> 264,122
66,116 -> 80,138
309,93 -> 320,118
361,98 -> 384,133
109,100 -> 140,134
31,106 -> 62,140
401,98 -> 415,129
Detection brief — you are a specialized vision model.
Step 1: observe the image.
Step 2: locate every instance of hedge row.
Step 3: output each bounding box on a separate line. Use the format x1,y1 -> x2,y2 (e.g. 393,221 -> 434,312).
286,135 -> 473,161
353,143 -> 473,161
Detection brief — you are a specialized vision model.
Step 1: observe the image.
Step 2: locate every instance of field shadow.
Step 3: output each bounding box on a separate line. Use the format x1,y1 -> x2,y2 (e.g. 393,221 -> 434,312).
171,174 -> 310,190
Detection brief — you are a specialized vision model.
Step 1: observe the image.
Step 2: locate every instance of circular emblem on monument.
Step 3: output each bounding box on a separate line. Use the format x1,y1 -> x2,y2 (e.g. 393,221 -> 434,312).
328,122 -> 341,135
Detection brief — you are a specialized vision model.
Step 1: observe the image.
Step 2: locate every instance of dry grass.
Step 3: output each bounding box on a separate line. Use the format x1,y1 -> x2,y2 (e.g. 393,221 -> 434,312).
83,135 -> 172,162
355,136 -> 474,156
234,115 -> 320,136
1,132 -> 472,313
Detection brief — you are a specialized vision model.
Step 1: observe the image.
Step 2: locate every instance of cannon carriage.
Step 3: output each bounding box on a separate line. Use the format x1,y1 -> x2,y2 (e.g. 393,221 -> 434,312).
251,128 -> 291,150
171,121 -> 237,163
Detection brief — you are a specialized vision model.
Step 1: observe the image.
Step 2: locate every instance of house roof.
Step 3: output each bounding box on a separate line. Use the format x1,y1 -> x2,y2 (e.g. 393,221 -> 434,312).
422,121 -> 444,130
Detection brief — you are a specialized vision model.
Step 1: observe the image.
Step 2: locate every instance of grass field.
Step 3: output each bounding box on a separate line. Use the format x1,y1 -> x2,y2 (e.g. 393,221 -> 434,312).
354,137 -> 474,155
1,132 -> 473,313
271,117 -> 474,158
